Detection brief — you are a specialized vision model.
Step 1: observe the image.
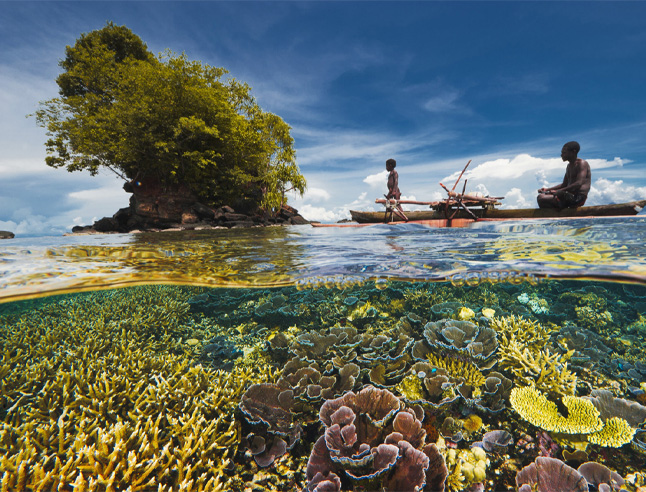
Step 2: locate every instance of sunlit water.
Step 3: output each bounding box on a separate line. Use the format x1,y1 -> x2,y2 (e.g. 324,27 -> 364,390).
1,218 -> 646,491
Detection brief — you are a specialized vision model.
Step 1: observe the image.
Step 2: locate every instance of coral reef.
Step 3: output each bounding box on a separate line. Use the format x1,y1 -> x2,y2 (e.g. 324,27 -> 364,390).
422,319 -> 498,361
3,277 -> 646,491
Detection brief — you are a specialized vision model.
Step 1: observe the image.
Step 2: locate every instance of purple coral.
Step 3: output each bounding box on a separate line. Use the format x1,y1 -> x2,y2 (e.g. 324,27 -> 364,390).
305,386 -> 448,492
423,443 -> 449,492
472,430 -> 513,452
516,456 -> 588,492
577,462 -> 624,492
239,383 -> 301,466
383,440 -> 429,491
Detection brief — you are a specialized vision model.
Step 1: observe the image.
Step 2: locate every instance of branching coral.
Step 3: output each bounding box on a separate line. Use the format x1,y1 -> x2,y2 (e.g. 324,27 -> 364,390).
0,286 -> 275,491
426,353 -> 485,388
489,315 -> 557,350
499,338 -> 577,397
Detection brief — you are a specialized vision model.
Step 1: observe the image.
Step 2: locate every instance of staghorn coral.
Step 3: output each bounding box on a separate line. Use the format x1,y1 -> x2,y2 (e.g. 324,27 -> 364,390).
489,315 -> 557,350
499,338 -> 577,397
0,286 -> 276,491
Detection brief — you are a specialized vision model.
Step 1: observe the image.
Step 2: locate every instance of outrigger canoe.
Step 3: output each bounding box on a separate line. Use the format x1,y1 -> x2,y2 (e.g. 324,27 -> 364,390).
348,200 -> 646,224
313,160 -> 646,228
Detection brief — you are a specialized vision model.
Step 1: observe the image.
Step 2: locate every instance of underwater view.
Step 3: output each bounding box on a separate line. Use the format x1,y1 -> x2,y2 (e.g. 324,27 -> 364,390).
1,218 -> 646,491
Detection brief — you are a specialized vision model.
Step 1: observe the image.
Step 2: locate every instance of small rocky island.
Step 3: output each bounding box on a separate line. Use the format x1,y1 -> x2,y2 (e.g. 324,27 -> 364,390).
34,24 -> 309,237
0,231 -> 15,239
71,178 -> 308,234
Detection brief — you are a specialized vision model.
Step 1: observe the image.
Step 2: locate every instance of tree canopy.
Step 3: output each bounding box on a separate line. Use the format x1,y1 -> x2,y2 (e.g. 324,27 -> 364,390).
34,22 -> 306,210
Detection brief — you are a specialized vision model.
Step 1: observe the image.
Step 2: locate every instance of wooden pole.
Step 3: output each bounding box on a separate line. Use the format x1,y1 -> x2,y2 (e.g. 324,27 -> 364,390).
451,160 -> 472,192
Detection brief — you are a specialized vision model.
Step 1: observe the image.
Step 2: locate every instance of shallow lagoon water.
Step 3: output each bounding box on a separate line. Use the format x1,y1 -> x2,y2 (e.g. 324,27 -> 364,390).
1,217 -> 646,491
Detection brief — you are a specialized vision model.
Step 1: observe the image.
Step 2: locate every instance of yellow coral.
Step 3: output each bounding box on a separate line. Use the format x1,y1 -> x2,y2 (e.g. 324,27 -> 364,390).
462,414 -> 483,433
499,338 -> 576,397
426,353 -> 485,387
490,315 -> 557,349
481,308 -> 495,319
396,373 -> 425,401
0,286 -> 277,491
510,387 -> 603,434
588,417 -> 636,447
457,306 -> 475,321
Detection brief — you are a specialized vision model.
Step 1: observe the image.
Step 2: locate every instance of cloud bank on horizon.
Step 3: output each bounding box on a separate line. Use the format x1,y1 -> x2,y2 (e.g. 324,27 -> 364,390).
1,2 -> 646,236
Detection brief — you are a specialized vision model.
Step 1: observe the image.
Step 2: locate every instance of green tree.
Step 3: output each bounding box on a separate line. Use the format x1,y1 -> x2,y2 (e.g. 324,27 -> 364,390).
34,23 -> 306,211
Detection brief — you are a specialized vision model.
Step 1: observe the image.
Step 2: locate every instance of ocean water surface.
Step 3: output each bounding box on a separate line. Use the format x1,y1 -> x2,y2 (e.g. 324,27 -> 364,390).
1,217 -> 646,491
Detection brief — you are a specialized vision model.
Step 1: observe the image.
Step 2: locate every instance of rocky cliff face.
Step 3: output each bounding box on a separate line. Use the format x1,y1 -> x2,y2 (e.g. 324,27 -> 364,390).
71,178 -> 309,234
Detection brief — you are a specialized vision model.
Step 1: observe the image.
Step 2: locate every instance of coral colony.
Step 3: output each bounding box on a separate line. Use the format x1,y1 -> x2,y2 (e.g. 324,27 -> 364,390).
1,279 -> 646,491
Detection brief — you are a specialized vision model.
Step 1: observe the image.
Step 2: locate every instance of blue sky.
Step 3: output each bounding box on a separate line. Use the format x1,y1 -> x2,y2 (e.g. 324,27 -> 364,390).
1,1 -> 646,236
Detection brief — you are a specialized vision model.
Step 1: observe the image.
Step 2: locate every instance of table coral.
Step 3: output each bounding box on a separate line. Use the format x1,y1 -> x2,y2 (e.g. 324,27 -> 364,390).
510,387 -> 603,434
587,417 -> 636,447
510,387 -> 637,448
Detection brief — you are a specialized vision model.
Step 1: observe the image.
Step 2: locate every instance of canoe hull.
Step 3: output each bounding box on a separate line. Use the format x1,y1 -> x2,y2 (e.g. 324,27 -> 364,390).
348,200 -> 646,224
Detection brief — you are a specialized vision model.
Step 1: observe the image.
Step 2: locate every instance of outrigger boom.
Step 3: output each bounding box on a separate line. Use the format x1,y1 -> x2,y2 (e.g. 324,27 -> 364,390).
376,160 -> 504,222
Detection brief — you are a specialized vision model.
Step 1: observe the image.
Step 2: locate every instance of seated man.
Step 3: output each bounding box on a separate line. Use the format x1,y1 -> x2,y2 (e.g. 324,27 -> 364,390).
537,141 -> 591,209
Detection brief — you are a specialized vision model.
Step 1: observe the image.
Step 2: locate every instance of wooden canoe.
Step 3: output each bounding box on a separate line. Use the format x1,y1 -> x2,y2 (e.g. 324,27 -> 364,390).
345,200 -> 646,225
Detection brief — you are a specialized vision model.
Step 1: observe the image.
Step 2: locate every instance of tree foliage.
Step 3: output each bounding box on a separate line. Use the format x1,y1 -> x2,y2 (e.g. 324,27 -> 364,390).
34,22 -> 306,210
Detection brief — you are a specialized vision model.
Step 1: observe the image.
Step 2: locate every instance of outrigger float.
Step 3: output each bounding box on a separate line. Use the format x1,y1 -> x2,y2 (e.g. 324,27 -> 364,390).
313,161 -> 646,228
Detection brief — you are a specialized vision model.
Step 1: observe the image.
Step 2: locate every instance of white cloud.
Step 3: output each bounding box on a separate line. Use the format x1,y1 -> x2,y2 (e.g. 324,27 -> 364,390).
587,178 -> 646,205
303,187 -> 330,202
364,170 -> 388,187
503,187 -> 533,209
297,204 -> 339,222
587,157 -> 628,169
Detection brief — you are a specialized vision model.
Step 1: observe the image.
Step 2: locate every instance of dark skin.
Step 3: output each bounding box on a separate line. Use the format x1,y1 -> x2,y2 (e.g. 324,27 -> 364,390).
537,144 -> 591,209
384,159 -> 407,221
386,161 -> 401,200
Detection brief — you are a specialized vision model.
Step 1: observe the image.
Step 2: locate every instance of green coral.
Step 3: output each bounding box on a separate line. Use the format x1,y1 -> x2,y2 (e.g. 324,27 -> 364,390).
575,305 -> 613,330
395,373 -> 425,401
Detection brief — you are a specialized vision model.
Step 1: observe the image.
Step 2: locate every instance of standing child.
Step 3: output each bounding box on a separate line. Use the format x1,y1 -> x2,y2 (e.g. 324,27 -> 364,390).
384,158 -> 407,221
386,158 -> 401,200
